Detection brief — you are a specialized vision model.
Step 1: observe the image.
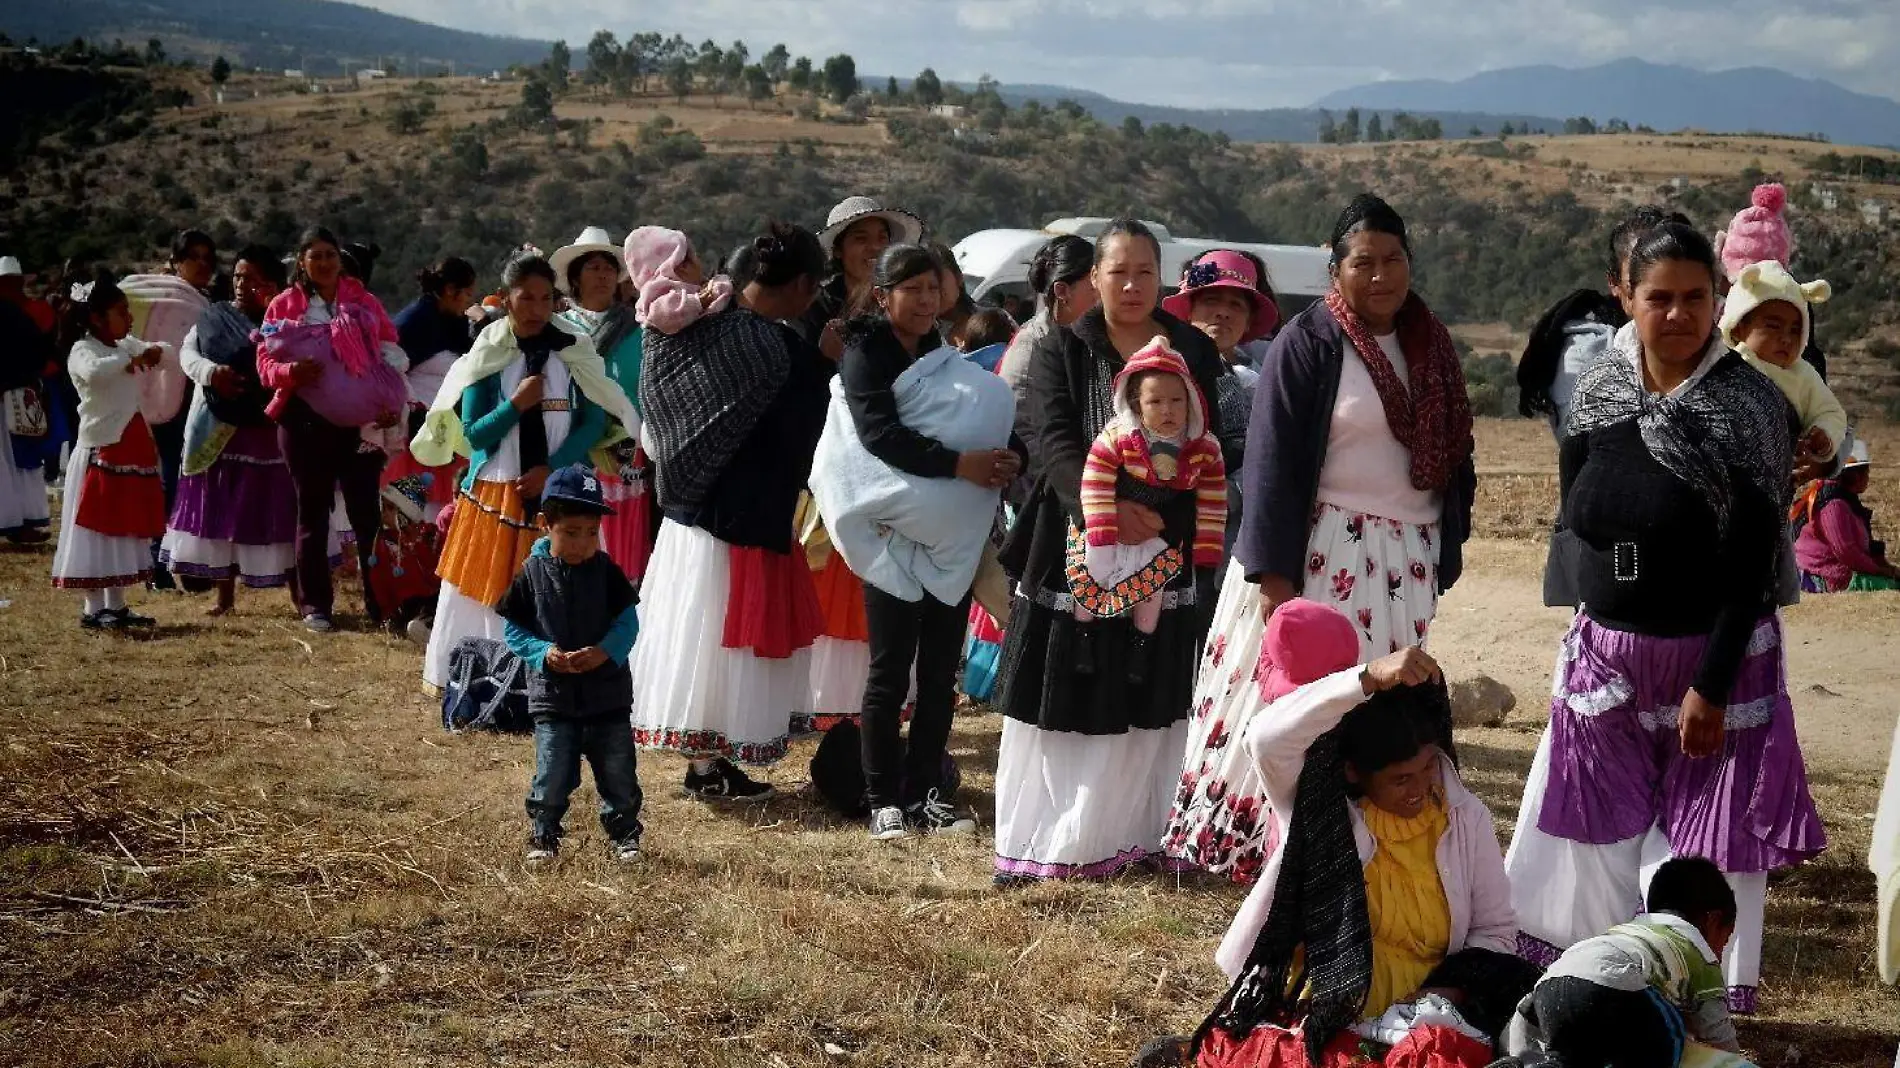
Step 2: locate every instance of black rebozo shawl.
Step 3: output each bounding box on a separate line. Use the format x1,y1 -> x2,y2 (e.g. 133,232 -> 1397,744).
638,307 -> 791,516
1195,680 -> 1458,1066
1567,332 -> 1794,532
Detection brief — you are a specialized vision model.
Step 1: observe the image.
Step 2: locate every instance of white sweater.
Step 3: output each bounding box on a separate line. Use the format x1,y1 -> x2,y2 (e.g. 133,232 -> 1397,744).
70,335 -> 169,449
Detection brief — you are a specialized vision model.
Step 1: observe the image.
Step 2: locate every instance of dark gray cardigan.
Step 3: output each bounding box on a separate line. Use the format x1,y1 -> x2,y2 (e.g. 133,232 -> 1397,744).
1235,300 -> 1476,593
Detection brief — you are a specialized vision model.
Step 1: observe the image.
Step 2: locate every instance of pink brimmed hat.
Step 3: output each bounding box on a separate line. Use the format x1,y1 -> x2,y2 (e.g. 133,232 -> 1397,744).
1162,250 -> 1280,343
1257,598 -> 1362,704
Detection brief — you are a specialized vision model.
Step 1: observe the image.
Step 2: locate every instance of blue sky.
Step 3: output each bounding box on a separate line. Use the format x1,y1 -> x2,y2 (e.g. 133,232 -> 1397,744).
358,0 -> 1900,107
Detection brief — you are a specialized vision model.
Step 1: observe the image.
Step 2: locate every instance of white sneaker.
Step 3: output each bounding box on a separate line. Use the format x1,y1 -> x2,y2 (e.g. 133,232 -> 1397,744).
868,805 -> 909,841
908,790 -> 977,836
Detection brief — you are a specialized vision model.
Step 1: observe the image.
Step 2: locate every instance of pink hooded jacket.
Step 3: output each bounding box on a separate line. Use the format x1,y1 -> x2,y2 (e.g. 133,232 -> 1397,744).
257,276 -> 404,421
623,226 -> 734,335
1214,666 -> 1518,980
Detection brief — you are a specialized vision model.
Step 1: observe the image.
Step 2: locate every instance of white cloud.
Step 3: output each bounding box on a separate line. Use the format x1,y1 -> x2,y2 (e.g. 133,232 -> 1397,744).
358,0 -> 1900,106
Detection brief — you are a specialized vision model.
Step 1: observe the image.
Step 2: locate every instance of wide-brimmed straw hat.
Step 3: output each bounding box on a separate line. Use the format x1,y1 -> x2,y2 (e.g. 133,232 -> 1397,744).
1162,249 -> 1281,344
818,196 -> 925,253
1842,440 -> 1871,471
549,226 -> 628,294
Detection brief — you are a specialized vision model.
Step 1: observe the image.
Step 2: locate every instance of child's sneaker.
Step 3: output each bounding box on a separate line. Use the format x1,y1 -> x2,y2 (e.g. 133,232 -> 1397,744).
302,613 -> 335,634
683,758 -> 775,802
868,806 -> 909,841
80,610 -> 110,631
906,789 -> 976,836
611,834 -> 642,863
525,835 -> 559,864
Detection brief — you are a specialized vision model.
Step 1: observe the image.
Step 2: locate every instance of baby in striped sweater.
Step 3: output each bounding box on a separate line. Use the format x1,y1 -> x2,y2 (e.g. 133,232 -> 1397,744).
1071,336 -> 1225,681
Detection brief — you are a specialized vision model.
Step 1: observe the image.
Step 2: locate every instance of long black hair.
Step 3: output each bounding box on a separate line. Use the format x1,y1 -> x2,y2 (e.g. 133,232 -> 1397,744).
417,256 -> 478,300
58,271 -> 127,353
747,221 -> 825,289
1328,194 -> 1410,268
1028,234 -> 1093,304
233,244 -> 290,289
1626,220 -> 1719,291
844,243 -> 938,341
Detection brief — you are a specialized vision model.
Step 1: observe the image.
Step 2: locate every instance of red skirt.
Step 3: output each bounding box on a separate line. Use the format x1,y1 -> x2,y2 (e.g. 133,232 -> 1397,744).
724,544 -> 824,659
1196,1024 -> 1492,1068
75,415 -> 166,538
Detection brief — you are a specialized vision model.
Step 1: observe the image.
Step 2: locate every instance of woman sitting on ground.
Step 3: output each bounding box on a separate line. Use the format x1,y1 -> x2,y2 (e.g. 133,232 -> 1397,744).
1191,601 -> 1522,1068
1795,441 -> 1898,593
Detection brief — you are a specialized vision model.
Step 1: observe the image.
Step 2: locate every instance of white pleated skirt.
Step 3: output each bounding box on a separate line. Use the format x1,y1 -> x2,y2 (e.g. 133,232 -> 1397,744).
0,439 -> 49,535
630,520 -> 808,766
423,581 -> 504,690
807,635 -> 872,721
49,446 -> 151,590
993,717 -> 1189,879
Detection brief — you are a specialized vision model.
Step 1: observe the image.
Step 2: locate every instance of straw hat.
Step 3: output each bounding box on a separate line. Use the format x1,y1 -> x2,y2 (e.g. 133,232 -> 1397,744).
818,196 -> 924,253
549,226 -> 627,293
1843,439 -> 1871,471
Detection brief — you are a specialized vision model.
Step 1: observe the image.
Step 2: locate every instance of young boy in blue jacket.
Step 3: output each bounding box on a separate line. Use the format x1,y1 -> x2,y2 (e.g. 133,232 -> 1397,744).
495,464 -> 643,863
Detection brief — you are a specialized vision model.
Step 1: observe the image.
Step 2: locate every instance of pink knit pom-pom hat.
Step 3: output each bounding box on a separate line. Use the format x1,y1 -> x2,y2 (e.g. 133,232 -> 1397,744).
1716,182 -> 1792,282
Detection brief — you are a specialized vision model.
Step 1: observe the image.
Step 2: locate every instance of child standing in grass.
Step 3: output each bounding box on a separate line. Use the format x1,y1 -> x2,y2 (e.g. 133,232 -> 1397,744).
50,277 -> 170,631
495,464 -> 643,864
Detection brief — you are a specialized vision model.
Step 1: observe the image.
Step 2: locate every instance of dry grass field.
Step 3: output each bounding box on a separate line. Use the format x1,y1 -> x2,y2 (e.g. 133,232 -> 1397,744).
2,420 -> 1897,1067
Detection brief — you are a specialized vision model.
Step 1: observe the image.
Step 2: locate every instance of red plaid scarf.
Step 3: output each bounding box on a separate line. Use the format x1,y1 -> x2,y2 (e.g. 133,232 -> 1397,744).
1325,288 -> 1473,492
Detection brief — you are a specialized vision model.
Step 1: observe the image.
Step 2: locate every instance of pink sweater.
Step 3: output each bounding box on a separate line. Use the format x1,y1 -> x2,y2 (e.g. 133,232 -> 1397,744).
1214,668 -> 1518,979
1795,498 -> 1886,591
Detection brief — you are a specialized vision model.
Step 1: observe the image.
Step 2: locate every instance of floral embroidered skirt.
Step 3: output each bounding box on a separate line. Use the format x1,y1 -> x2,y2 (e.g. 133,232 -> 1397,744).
1162,505 -> 1440,880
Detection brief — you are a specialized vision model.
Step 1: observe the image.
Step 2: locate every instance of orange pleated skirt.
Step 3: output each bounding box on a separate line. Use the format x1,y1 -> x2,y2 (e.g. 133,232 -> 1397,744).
812,551 -> 869,641
435,478 -> 539,607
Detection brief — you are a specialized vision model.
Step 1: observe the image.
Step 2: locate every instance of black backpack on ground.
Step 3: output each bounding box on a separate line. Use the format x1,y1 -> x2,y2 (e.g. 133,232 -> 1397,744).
809,719 -> 963,818
441,636 -> 533,734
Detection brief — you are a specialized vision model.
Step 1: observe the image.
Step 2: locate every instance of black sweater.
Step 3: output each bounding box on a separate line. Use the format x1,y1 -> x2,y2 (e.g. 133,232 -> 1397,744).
1560,419 -> 1779,705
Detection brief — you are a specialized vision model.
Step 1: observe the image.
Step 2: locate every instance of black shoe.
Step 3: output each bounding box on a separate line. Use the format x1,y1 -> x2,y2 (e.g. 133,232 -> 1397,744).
101,607 -> 156,630
611,834 -> 642,863
1073,628 -> 1098,675
683,758 -> 775,803
1126,629 -> 1153,685
993,871 -> 1038,891
526,834 -> 559,864
148,566 -> 177,592
905,789 -> 976,835
80,610 -> 110,630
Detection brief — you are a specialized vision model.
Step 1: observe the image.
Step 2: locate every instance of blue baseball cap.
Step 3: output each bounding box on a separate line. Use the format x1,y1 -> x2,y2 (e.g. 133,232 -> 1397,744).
541,464 -> 614,515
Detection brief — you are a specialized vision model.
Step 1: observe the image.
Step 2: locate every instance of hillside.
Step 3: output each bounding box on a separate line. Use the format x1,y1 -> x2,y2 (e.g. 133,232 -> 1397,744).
1320,58 -> 1900,149
2,58 -> 1897,414
4,0 -> 549,75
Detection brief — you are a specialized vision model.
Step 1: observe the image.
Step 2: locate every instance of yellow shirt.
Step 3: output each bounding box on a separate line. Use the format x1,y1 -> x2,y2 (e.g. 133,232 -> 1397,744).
1359,796 -> 1452,1018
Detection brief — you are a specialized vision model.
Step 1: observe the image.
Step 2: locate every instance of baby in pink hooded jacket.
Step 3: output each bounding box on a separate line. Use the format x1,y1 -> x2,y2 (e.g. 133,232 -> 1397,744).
622,226 -> 735,335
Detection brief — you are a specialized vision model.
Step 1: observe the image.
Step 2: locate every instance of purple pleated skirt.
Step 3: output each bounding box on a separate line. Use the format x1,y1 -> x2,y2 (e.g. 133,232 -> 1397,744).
168,425 -> 298,545
1538,612 -> 1826,874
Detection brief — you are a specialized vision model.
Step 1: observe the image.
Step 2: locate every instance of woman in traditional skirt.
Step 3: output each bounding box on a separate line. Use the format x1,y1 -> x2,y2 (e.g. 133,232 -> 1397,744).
992,219 -> 1226,884
50,277 -> 169,630
1504,222 -> 1826,1015
551,227 -> 653,582
1165,196 -> 1476,882
389,256 -> 480,524
632,221 -> 831,801
0,275 -> 58,545
161,246 -> 301,614
411,252 -> 624,692
258,226 -> 410,633
797,198 -> 928,732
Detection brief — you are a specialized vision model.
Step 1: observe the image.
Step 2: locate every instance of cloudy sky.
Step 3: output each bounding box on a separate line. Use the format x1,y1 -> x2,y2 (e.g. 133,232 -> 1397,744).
356,0 -> 1899,107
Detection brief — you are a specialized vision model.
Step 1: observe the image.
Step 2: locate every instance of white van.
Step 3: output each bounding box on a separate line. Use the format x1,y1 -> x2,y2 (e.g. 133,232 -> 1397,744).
951,217 -> 1332,325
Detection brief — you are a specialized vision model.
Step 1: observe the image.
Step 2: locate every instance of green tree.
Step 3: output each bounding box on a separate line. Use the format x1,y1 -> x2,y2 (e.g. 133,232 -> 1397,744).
145,37 -> 166,65
1366,113 -> 1384,142
665,56 -> 693,102
1122,115 -> 1143,139
584,31 -> 620,89
762,44 -> 791,83
448,129 -> 488,181
744,64 -> 772,107
914,67 -> 943,108
788,56 -> 813,92
210,55 -> 231,89
519,76 -> 555,125
1318,110 -> 1338,144
822,53 -> 858,105
1342,107 -> 1361,143
628,32 -> 662,92
885,75 -> 902,102
1419,117 -> 1443,140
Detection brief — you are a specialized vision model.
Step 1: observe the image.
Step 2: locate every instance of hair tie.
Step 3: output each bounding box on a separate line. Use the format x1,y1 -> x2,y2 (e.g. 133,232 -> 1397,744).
69,281 -> 94,303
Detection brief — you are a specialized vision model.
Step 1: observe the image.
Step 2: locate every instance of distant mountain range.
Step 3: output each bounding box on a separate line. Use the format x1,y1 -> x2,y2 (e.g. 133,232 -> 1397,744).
1318,58 -> 1900,148
9,1 -> 1897,148
5,0 -> 547,75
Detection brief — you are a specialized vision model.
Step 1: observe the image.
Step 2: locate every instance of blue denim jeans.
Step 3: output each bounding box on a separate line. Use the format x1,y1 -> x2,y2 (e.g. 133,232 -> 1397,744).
526,714 -> 643,842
